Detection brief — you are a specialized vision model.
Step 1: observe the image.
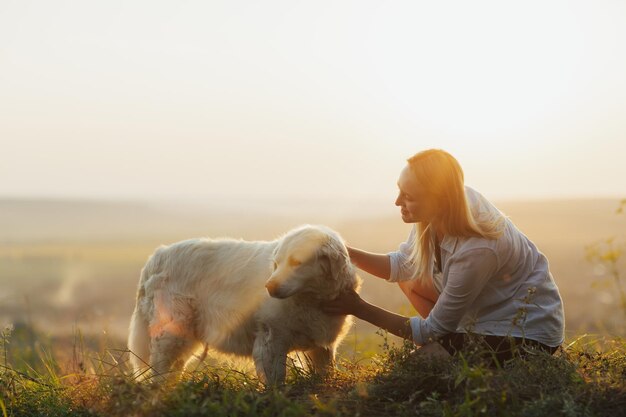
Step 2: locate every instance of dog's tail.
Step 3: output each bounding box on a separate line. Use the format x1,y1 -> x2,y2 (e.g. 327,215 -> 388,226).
128,305 -> 151,379
128,250 -> 166,380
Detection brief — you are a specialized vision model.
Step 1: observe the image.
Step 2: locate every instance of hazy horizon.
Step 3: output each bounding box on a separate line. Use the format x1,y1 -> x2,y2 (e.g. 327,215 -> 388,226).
1,193 -> 623,224
1,191 -> 624,208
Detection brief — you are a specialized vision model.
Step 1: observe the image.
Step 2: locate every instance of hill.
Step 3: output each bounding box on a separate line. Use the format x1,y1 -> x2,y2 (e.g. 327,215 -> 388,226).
0,196 -> 624,342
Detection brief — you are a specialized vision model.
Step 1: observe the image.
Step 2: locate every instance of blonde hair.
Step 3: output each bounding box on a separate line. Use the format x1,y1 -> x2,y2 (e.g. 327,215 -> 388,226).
407,149 -> 505,283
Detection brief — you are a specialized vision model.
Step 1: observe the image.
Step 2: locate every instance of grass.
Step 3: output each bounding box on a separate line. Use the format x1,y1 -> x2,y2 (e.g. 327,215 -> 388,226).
1,325 -> 625,417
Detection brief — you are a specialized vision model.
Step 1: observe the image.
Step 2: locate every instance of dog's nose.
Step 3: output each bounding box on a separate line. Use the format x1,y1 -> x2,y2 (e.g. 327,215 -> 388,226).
265,281 -> 278,295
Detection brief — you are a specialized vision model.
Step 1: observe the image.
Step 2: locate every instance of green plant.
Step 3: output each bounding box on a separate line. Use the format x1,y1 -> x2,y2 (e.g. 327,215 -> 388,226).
586,199 -> 626,324
0,324 -> 625,416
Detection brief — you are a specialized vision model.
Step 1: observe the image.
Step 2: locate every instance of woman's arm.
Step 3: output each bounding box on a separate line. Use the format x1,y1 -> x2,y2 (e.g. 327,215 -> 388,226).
347,226 -> 418,282
322,289 -> 413,341
347,246 -> 392,280
325,247 -> 499,345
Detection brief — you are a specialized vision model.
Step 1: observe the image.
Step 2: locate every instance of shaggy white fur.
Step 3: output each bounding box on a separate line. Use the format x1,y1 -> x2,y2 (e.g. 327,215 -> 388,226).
128,224 -> 361,384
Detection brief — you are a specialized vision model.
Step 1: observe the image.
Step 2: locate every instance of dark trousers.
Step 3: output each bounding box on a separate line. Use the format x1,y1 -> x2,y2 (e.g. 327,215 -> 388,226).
437,333 -> 560,365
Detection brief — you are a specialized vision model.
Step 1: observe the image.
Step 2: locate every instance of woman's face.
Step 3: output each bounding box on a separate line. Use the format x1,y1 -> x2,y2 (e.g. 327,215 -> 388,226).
395,165 -> 437,223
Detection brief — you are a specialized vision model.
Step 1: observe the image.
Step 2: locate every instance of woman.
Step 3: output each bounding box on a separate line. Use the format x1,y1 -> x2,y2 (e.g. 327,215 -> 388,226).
323,149 -> 565,363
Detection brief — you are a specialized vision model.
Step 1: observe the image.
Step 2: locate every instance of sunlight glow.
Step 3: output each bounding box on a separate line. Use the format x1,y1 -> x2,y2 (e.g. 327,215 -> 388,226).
1,0 -> 625,201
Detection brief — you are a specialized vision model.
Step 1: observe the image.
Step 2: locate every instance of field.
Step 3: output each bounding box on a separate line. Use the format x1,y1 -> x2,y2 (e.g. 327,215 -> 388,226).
1,197 -> 625,416
1,329 -> 625,416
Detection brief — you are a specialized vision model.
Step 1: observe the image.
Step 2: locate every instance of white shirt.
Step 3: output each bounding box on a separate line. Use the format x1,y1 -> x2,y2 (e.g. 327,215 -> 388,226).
387,186 -> 565,347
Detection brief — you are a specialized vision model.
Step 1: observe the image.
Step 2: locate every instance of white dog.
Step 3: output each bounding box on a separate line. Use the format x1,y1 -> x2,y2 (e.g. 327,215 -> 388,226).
128,225 -> 360,384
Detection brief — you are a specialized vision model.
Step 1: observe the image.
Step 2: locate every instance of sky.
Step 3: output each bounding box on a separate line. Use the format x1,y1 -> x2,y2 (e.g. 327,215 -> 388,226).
1,0 -> 626,205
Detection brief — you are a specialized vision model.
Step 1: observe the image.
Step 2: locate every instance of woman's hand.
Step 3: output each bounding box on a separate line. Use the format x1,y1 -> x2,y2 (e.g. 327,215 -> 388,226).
321,288 -> 364,316
322,288 -> 414,341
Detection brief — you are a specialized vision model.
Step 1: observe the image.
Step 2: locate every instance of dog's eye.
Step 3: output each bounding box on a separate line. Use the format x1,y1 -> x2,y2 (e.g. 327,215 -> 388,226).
288,257 -> 302,267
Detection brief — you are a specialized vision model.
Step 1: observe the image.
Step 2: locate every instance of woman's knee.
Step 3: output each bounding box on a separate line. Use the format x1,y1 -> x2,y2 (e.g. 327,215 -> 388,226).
398,277 -> 439,303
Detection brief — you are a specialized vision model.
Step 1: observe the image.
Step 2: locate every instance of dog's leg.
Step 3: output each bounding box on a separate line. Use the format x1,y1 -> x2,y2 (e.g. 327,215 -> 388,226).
149,333 -> 198,381
306,345 -> 335,377
252,325 -> 288,385
146,291 -> 201,381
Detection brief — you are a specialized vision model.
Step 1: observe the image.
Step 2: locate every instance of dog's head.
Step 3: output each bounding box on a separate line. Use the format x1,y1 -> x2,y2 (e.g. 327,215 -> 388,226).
265,225 -> 361,300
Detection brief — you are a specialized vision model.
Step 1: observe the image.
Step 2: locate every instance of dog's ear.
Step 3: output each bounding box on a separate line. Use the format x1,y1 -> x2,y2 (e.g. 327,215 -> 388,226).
319,238 -> 354,286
